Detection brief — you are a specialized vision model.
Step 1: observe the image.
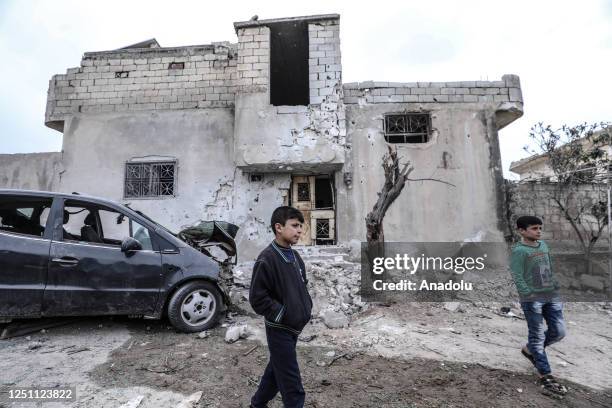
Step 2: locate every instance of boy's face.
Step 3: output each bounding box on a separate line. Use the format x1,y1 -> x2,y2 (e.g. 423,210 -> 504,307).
518,224 -> 542,241
275,218 -> 303,245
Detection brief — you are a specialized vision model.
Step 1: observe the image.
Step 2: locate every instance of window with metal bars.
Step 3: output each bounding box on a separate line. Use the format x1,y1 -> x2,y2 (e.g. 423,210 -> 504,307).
384,113 -> 431,143
124,162 -> 176,198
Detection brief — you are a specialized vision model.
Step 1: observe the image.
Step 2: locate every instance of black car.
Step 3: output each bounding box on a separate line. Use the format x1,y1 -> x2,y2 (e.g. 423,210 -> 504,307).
0,189 -> 238,332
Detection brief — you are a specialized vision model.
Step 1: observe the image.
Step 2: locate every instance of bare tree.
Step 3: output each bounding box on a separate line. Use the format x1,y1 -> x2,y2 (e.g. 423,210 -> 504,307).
365,146 -> 454,245
365,146 -> 413,244
525,122 -> 610,271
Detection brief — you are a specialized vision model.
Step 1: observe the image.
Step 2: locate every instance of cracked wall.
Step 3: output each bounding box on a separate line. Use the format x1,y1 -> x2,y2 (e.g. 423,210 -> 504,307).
29,14 -> 528,261
338,98 -> 515,244
233,16 -> 346,173
231,172 -> 292,260
57,109 -> 236,234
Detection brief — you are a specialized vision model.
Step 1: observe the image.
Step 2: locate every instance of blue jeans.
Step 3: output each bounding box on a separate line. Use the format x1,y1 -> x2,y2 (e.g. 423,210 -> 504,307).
521,301 -> 566,375
251,326 -> 305,408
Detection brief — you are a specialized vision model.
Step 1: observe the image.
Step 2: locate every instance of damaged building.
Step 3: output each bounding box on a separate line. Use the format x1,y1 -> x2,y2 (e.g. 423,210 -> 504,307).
1,14 -> 524,260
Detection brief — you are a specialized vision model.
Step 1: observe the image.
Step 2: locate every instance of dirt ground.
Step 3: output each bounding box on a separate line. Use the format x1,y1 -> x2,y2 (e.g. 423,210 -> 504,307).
1,302 -> 611,408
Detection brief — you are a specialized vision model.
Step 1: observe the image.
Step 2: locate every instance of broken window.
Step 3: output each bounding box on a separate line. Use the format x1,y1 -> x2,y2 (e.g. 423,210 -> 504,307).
124,161 -> 176,198
63,200 -> 153,250
115,71 -> 129,78
269,21 -> 309,106
384,113 -> 432,143
250,174 -> 263,182
0,196 -> 52,237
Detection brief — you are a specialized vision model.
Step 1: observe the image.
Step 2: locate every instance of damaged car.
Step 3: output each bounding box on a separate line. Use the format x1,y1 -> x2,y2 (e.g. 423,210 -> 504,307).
0,189 -> 238,332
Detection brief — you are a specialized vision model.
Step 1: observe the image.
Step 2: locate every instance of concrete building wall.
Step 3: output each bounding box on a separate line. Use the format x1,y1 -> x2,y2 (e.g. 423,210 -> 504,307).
510,159 -> 554,180
57,109 -> 236,233
233,16 -> 346,173
0,152 -> 62,191
337,93 -> 519,244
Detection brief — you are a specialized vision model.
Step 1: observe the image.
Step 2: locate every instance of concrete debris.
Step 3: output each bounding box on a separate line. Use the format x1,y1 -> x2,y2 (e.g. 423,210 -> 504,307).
27,342 -> 44,351
230,247 -> 366,324
175,391 -> 203,408
118,395 -> 144,408
225,324 -> 251,343
346,239 -> 362,262
299,334 -> 317,342
321,309 -> 349,329
197,331 -> 210,339
443,302 -> 464,312
579,274 -> 606,292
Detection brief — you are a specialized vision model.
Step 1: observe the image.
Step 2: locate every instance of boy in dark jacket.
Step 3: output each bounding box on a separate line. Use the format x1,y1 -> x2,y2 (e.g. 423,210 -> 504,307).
249,206 -> 313,408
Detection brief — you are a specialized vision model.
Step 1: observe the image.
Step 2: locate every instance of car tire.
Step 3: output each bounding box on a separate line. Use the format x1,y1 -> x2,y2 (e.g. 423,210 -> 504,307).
167,281 -> 223,332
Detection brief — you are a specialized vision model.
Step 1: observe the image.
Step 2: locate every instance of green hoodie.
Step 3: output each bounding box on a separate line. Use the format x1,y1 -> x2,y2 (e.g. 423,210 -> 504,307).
510,240 -> 559,300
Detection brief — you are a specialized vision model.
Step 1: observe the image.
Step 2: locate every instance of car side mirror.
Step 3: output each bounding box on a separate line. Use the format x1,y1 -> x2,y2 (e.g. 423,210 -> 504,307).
121,237 -> 143,253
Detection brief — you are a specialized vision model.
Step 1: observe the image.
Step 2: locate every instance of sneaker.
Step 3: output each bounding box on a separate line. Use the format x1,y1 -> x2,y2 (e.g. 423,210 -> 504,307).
540,374 -> 568,396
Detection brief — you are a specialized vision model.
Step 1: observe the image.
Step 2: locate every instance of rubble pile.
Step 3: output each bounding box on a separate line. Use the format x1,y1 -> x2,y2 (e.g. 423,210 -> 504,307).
228,245 -> 367,327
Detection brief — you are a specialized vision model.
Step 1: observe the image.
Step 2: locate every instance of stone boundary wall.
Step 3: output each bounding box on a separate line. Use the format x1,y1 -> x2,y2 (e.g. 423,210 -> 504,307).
342,74 -> 522,104
506,181 -> 610,248
45,43 -> 238,126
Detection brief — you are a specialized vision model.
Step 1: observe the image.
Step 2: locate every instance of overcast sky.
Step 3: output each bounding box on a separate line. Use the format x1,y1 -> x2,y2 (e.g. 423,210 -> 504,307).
1,0 -> 610,178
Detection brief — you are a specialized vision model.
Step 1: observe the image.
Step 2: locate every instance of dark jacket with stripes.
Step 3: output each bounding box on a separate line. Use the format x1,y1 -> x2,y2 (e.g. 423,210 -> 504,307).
249,241 -> 313,335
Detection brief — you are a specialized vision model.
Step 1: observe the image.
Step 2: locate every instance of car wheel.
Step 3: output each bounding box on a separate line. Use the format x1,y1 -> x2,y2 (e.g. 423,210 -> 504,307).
167,281 -> 223,332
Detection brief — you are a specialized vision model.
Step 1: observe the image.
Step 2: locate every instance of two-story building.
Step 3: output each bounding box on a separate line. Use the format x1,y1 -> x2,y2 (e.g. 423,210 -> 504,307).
1,14 -> 524,259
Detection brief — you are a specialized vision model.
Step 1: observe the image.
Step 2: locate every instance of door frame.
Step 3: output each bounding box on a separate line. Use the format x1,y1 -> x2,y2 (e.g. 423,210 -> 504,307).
289,173 -> 336,245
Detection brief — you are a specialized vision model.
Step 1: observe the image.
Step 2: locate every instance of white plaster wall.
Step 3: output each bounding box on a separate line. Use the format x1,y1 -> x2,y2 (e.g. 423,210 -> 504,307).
58,109 -> 236,233
340,103 -> 506,244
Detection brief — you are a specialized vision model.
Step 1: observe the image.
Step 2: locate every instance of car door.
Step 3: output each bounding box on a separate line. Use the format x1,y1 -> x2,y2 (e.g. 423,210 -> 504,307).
42,198 -> 162,316
0,193 -> 54,317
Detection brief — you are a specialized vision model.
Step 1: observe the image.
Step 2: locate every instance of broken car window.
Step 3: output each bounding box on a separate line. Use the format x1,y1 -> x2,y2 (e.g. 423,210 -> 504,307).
0,195 -> 52,237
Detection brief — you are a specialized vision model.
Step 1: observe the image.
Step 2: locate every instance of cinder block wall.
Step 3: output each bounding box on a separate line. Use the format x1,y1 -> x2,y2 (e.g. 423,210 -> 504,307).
235,26 -> 270,93
308,20 -> 341,105
45,43 -> 238,129
343,75 -> 522,105
507,181 -> 610,247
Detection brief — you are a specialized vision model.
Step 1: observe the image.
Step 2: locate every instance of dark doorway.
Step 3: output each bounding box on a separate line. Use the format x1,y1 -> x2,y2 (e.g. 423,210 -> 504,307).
269,21 -> 309,106
315,177 -> 334,209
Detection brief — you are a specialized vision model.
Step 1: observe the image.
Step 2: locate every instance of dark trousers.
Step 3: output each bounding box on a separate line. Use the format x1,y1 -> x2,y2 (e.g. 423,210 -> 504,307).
251,325 -> 305,408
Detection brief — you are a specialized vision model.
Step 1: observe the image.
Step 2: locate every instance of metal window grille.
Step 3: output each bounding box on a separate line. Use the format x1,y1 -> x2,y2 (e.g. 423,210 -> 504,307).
125,162 -> 176,198
384,113 -> 431,143
316,219 -> 330,239
297,183 -> 310,201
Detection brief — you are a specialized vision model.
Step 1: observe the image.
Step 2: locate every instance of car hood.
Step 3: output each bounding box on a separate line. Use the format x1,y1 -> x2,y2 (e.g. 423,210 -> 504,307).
177,221 -> 239,264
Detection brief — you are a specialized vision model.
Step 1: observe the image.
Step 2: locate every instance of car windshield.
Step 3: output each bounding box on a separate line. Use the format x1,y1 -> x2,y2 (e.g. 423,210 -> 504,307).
123,204 -> 177,235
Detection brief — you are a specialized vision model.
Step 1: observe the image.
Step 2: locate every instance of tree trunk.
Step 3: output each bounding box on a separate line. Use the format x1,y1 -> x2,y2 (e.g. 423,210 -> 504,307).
365,146 -> 413,247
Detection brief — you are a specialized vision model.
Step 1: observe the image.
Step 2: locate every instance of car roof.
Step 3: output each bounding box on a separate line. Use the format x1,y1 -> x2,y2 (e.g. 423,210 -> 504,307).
0,189 -> 121,207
